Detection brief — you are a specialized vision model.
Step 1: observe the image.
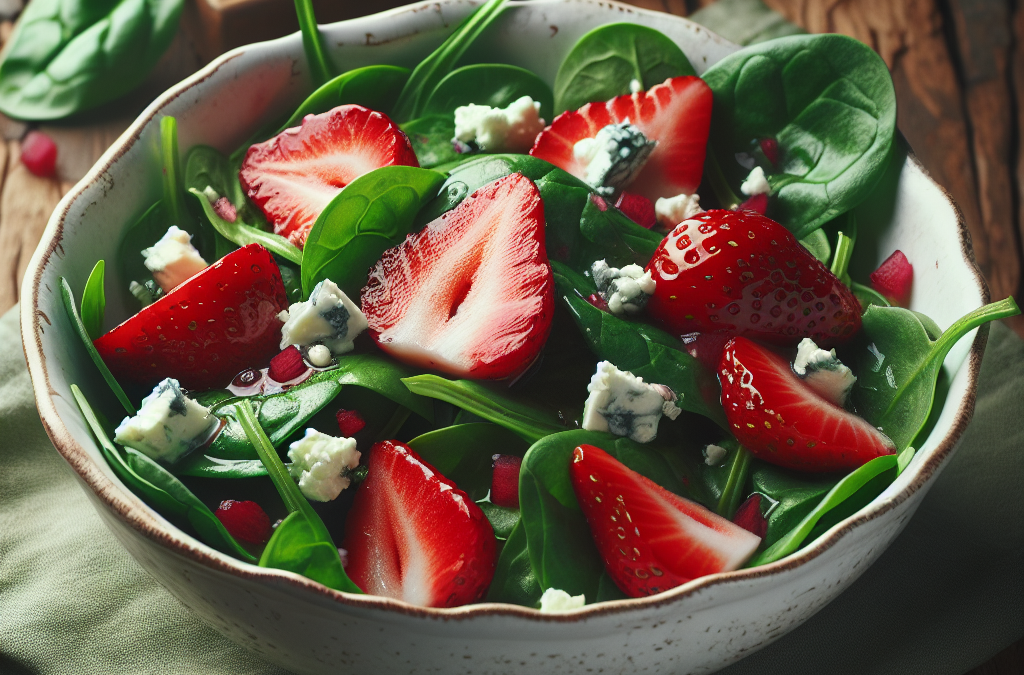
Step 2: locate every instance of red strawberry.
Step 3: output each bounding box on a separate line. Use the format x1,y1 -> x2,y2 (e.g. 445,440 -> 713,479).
529,76 -> 712,201
614,192 -> 656,229
21,130 -> 58,178
736,193 -> 768,215
719,337 -> 896,472
570,444 -> 760,598
490,454 -> 522,508
361,173 -> 553,380
732,494 -> 768,539
336,409 -> 366,437
870,250 -> 913,306
343,440 -> 497,607
94,244 -> 288,391
216,499 -> 272,544
646,209 -> 861,347
239,105 -> 418,248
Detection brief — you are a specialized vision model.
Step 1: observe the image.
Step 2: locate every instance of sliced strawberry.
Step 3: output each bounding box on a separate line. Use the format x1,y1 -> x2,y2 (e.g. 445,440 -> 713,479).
490,454 -> 522,508
870,250 -> 914,306
216,499 -> 272,544
614,191 -> 656,229
239,105 -> 418,248
529,76 -> 712,201
343,440 -> 497,607
94,244 -> 288,391
336,409 -> 366,437
736,193 -> 768,215
719,337 -> 896,472
732,494 -> 768,539
646,209 -> 861,347
570,444 -> 760,598
361,173 -> 553,380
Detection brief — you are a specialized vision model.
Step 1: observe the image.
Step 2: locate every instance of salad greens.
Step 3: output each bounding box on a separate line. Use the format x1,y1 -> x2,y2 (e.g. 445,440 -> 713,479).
423,64 -> 554,121
294,0 -> 336,88
282,65 -> 411,129
80,260 -> 106,341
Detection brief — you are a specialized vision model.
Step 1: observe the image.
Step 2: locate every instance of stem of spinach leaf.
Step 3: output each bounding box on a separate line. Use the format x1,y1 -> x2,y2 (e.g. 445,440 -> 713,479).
236,400 -> 309,515
160,117 -> 187,229
375,405 -> 411,443
932,297 -> 1019,356
294,0 -> 335,87
717,442 -> 751,519
830,230 -> 855,287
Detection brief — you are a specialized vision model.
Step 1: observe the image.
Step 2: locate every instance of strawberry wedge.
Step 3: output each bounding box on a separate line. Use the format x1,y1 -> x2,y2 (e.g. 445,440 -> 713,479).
343,440 -> 497,608
240,104 -> 418,248
94,244 -> 288,391
361,173 -> 554,380
570,444 -> 760,598
719,337 -> 896,472
529,76 -> 712,201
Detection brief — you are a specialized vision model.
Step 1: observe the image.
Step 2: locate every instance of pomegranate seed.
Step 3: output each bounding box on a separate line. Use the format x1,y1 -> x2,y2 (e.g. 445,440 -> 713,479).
268,346 -> 307,382
586,294 -> 609,312
870,250 -> 914,306
336,409 -> 367,437
21,131 -> 57,178
736,193 -> 768,215
614,191 -> 656,229
216,500 -> 272,544
759,138 -> 779,168
213,197 -> 237,222
732,494 -> 768,539
491,454 -> 522,508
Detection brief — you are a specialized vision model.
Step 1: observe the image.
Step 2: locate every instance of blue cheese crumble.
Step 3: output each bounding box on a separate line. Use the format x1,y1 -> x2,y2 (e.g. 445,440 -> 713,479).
655,192 -> 703,228
287,429 -> 361,502
453,95 -> 546,153
114,378 -> 218,464
793,337 -> 857,407
279,279 -> 368,355
539,588 -> 586,612
591,259 -> 656,315
572,122 -> 656,195
740,166 -> 771,196
582,361 -> 679,443
142,226 -> 208,293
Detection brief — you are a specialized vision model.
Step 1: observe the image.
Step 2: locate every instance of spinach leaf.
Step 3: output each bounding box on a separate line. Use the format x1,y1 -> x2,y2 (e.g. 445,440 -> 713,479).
852,299 -> 1020,452
799,228 -> 830,264
400,115 -> 462,169
477,499 -> 520,540
281,65 -> 411,130
407,423 -> 528,500
334,353 -> 433,422
174,456 -> 269,479
0,0 -> 184,120
697,439 -> 752,519
391,0 -> 508,122
161,117 -> 189,230
423,64 -> 554,120
61,278 -> 136,415
80,260 -> 106,341
236,401 -> 362,592
701,34 -> 897,238
188,188 -> 302,265
71,385 -> 256,562
300,166 -> 446,299
293,0 -> 335,88
553,23 -> 695,114
486,519 -> 542,606
749,461 -> 836,549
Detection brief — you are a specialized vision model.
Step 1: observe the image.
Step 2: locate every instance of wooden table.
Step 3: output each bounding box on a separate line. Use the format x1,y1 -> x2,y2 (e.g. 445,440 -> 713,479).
0,0 -> 1019,671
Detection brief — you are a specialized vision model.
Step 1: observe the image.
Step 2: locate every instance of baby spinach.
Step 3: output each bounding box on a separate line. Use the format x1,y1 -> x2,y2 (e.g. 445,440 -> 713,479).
236,400 -> 361,593
407,423 -> 528,500
554,23 -> 695,114
476,499 -> 520,540
853,299 -> 1020,451
71,385 -> 256,562
188,188 -> 302,265
486,520 -> 542,606
701,34 -> 897,239
400,115 -> 461,169
300,166 -> 446,299
799,228 -> 831,264
0,0 -> 184,120
80,260 -> 106,341
697,439 -> 752,519
174,456 -> 269,479
293,0 -> 335,88
161,117 -> 189,231
748,462 -> 837,549
281,65 -> 411,130
422,64 -> 554,120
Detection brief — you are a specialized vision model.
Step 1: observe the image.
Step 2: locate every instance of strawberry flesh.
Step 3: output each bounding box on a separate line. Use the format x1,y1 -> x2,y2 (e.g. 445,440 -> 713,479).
21,130 -> 58,178
336,409 -> 367,437
361,173 -> 554,380
216,499 -> 272,544
732,494 -> 768,539
343,440 -> 497,607
94,244 -> 288,391
490,454 -> 522,508
570,444 -> 761,598
870,250 -> 914,306
240,104 -> 418,248
615,191 -> 656,229
646,209 -> 861,347
736,193 -> 768,215
267,345 -> 307,382
719,336 -> 896,472
530,76 -> 713,201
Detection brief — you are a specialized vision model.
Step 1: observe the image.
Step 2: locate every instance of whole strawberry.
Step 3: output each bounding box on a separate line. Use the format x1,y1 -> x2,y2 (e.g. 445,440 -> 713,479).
645,210 -> 861,346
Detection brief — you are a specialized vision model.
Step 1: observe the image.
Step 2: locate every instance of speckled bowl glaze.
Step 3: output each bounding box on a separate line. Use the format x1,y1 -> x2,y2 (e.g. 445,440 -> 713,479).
21,2 -> 990,673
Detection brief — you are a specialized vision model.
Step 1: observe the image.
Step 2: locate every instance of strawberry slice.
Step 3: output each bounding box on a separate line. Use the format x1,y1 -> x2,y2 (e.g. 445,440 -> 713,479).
343,440 -> 497,607
361,173 -> 553,380
719,337 -> 896,472
870,250 -> 914,306
570,444 -> 760,598
239,104 -> 418,248
94,244 -> 288,391
529,76 -> 712,201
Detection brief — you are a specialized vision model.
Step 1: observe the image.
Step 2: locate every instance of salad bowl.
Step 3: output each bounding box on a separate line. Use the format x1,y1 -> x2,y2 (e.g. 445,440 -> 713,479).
21,1 -> 990,673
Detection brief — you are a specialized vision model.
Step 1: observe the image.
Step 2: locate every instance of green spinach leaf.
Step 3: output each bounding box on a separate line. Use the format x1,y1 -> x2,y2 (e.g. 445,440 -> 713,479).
407,423 -> 528,500
486,519 -> 542,606
80,260 -> 106,340
188,188 -> 302,265
281,65 -> 410,130
423,63 -> 554,120
293,0 -> 335,88
697,439 -> 752,519
477,499 -> 520,540
400,115 -> 462,169
749,461 -> 836,549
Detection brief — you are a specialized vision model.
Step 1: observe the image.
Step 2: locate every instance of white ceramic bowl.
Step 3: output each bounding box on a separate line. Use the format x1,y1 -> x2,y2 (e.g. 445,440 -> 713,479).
21,2 -> 989,673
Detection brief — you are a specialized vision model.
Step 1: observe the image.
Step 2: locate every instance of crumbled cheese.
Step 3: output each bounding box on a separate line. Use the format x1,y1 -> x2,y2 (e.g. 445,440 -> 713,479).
655,192 -> 703,228
740,166 -> 771,197
142,226 -> 208,293
582,361 -> 673,443
539,588 -> 586,612
792,337 -> 858,407
453,95 -> 546,152
114,378 -> 218,464
287,429 -> 361,502
629,78 -> 643,94
572,122 -> 656,194
306,344 -> 333,368
591,260 -> 656,315
279,279 -> 368,355
704,443 -> 728,466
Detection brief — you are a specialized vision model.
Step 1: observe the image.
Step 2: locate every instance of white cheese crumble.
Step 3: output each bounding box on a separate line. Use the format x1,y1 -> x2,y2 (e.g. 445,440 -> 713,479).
306,344 -> 333,368
142,226 -> 208,293
591,260 -> 656,315
279,279 -> 368,355
629,78 -> 643,94
792,337 -> 858,407
287,429 -> 361,502
740,166 -> 771,197
539,588 -> 586,612
704,443 -> 728,466
655,192 -> 703,228
453,95 -> 546,152
114,378 -> 218,464
572,122 -> 656,194
582,361 -> 675,443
